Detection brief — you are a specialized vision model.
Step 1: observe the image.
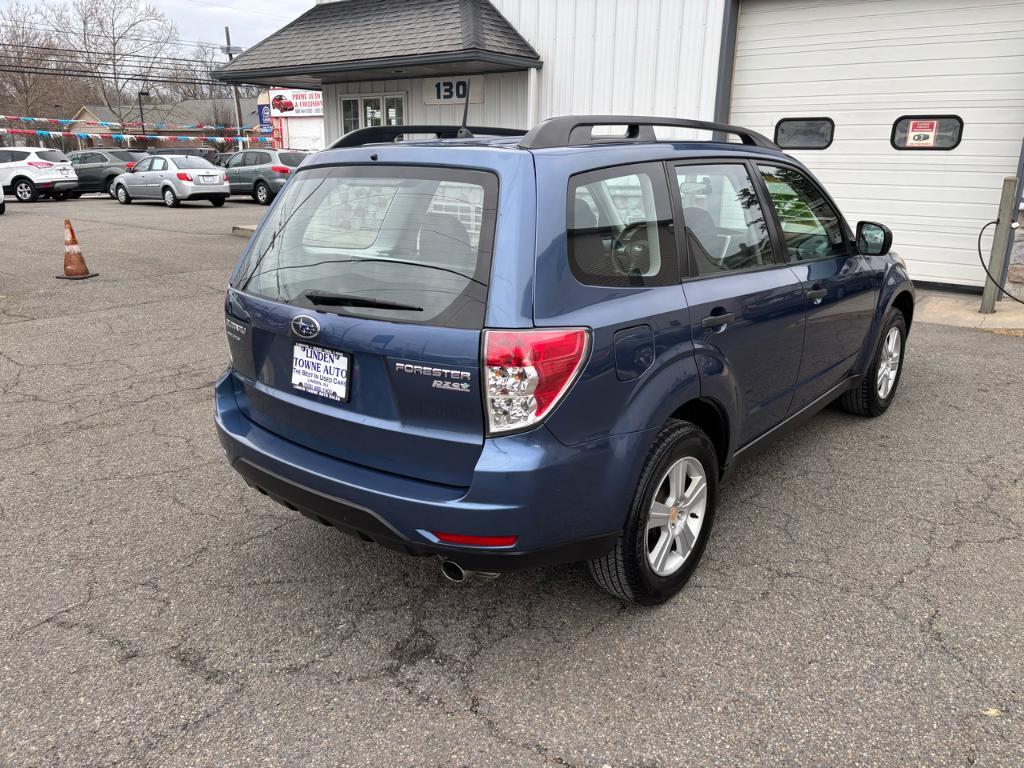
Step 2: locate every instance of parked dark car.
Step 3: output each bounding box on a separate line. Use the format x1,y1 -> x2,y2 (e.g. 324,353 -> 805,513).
224,149 -> 308,204
148,147 -> 221,166
67,149 -> 148,197
215,117 -> 915,604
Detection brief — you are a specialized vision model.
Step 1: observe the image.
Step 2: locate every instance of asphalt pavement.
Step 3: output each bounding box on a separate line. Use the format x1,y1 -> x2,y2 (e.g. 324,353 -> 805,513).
1,196 -> 1022,767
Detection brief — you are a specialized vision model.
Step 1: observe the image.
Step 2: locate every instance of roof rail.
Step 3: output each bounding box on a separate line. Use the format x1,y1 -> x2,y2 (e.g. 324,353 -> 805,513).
329,125 -> 527,148
517,115 -> 779,150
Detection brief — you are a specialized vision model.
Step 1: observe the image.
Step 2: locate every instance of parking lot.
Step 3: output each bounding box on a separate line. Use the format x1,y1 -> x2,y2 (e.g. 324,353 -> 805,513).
1,196 -> 1022,767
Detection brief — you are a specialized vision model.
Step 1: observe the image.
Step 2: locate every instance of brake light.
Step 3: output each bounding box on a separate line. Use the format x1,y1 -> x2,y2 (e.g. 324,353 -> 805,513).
222,173 -> 229,183
270,165 -> 290,174
483,328 -> 590,434
176,172 -> 193,182
27,161 -> 54,169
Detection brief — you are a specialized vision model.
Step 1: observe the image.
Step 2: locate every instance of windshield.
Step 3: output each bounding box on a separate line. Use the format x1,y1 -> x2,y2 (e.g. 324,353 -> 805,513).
232,164 -> 498,329
174,156 -> 217,169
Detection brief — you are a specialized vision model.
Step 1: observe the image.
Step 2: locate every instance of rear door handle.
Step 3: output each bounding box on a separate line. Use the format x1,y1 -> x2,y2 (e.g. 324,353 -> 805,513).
807,288 -> 827,304
701,312 -> 735,329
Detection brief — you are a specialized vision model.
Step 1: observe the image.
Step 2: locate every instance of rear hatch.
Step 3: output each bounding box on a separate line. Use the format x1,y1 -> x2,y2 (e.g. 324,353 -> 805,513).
32,150 -> 75,181
225,162 -> 499,487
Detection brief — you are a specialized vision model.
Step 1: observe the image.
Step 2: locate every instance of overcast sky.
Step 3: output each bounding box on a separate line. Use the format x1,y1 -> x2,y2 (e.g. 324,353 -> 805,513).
150,0 -> 314,49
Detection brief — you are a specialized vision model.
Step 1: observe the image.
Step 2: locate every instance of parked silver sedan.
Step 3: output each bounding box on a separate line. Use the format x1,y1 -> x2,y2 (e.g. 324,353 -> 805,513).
112,155 -> 230,207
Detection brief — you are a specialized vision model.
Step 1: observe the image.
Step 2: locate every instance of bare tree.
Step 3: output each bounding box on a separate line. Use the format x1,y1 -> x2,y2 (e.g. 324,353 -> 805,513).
43,0 -> 180,124
0,1 -> 62,115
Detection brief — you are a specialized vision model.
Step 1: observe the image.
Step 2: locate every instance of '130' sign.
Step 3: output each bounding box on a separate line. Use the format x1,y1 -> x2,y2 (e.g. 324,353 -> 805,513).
423,76 -> 484,105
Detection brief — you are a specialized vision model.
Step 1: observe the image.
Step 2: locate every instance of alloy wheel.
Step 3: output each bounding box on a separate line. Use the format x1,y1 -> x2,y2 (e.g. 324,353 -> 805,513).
646,456 -> 708,577
15,182 -> 33,201
876,327 -> 902,399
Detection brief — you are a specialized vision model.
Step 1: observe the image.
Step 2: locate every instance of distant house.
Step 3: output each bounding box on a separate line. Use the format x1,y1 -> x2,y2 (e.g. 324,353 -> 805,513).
67,98 -> 260,149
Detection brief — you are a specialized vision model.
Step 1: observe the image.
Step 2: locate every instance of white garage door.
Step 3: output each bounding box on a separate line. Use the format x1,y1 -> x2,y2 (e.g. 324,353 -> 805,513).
730,0 -> 1024,286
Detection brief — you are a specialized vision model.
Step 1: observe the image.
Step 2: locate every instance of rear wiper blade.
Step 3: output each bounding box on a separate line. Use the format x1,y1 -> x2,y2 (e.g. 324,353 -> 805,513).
301,289 -> 423,312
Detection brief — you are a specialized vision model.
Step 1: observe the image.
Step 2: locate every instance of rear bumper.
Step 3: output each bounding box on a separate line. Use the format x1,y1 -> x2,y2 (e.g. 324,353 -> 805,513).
214,371 -> 651,571
179,181 -> 230,200
38,180 -> 78,190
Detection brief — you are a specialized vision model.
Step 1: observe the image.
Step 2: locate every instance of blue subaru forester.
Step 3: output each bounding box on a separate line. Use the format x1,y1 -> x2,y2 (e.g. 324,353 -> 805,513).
216,116 -> 914,604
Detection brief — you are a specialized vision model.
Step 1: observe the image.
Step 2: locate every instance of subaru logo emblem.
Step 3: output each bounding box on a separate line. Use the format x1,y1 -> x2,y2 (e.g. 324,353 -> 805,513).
291,314 -> 320,339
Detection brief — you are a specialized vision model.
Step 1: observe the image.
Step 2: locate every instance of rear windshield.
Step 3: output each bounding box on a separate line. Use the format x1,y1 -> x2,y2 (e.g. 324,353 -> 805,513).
109,150 -> 144,162
37,150 -> 68,162
233,165 -> 498,329
174,156 -> 217,169
278,152 -> 307,167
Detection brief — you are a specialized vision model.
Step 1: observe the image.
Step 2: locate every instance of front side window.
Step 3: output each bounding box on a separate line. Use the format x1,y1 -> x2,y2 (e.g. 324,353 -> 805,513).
674,163 -> 774,276
775,118 -> 834,150
759,165 -> 847,262
891,115 -> 962,150
234,165 -> 498,329
567,163 -> 677,287
133,158 -> 153,172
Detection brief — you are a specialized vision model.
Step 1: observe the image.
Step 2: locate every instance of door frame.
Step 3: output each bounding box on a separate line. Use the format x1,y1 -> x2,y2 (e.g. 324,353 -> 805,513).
339,91 -> 407,133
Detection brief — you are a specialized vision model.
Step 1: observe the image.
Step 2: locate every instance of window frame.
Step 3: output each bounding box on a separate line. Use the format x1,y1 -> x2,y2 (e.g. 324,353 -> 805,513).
565,160 -> 681,289
753,160 -> 854,265
667,158 -> 787,282
890,114 -> 963,151
774,117 -> 835,150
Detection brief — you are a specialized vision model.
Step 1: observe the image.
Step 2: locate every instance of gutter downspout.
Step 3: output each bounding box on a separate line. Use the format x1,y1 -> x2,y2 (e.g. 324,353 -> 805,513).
713,0 -> 740,125
526,66 -> 539,129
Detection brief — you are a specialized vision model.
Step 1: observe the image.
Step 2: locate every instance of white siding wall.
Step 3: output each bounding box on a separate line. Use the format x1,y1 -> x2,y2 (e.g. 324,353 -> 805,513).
322,0 -> 727,142
730,0 -> 1024,287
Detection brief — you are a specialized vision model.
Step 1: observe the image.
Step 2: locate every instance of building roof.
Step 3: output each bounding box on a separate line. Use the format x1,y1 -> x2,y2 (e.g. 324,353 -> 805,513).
71,98 -> 260,130
216,0 -> 541,88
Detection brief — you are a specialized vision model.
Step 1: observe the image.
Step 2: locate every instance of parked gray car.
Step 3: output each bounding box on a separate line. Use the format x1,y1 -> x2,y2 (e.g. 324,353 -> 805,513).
224,149 -> 308,204
67,148 -> 148,198
112,155 -> 230,207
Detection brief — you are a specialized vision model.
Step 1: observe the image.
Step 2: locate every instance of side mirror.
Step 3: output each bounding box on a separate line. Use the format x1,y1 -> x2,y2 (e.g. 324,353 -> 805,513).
856,221 -> 892,256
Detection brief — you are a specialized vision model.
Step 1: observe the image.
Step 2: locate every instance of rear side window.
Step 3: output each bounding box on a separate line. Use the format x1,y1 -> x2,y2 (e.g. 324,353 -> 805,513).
9,151 -> 30,162
674,163 -> 775,276
567,163 -> 677,287
234,165 -> 498,329
36,150 -> 68,162
774,118 -> 834,150
278,152 -> 307,167
891,115 -> 962,150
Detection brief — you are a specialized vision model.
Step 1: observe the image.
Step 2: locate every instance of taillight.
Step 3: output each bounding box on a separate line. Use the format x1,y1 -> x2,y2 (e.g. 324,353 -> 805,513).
431,532 -> 517,547
270,165 -> 290,174
483,328 -> 590,434
176,172 -> 193,182
27,161 -> 54,169
222,173 -> 229,183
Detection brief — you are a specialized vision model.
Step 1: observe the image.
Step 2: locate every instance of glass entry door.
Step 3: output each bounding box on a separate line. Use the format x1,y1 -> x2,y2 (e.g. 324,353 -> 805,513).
340,94 -> 405,135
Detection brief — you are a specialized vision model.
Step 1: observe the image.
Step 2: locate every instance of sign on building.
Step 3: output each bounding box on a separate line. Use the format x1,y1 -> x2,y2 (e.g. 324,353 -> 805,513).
422,76 -> 484,105
269,89 -> 324,118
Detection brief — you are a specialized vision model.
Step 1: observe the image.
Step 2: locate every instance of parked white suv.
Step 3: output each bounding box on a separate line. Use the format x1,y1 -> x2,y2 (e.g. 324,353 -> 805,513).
0,147 -> 78,202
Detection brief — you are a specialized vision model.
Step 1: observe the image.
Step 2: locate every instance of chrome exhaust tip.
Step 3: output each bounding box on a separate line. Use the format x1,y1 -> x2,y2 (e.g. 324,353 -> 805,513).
440,559 -> 500,583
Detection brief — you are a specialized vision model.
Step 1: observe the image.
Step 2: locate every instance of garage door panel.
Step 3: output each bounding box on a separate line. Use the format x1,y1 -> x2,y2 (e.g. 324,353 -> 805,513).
732,0 -> 1024,287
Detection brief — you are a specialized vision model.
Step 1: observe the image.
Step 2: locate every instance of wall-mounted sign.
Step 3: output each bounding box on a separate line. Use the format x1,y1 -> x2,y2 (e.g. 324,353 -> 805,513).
257,104 -> 272,134
905,119 -> 937,148
422,76 -> 484,106
269,89 -> 323,118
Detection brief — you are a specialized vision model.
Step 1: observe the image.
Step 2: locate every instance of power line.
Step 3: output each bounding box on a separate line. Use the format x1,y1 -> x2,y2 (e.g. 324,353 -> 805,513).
0,56 -> 226,82
0,64 -> 227,87
0,19 -> 223,50
4,42 -> 229,67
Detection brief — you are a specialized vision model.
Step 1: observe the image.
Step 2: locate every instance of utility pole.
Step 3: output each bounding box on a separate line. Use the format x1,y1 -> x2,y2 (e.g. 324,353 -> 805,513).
224,27 -> 245,151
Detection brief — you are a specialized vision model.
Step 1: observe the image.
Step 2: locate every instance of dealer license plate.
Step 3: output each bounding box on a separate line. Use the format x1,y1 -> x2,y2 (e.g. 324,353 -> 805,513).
291,343 -> 350,402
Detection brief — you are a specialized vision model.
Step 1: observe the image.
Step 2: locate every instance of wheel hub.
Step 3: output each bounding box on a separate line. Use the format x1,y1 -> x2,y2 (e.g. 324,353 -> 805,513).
645,456 -> 708,577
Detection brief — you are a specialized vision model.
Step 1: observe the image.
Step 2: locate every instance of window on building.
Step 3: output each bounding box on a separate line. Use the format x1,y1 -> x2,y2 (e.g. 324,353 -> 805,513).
567,163 -> 677,288
341,98 -> 360,135
385,96 -> 404,126
340,93 -> 406,134
674,163 -> 775,276
759,165 -> 847,262
774,118 -> 834,150
362,96 -> 383,128
891,115 -> 963,150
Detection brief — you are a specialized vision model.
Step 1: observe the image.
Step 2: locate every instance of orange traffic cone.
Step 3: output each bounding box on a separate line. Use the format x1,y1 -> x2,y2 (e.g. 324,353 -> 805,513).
56,219 -> 97,280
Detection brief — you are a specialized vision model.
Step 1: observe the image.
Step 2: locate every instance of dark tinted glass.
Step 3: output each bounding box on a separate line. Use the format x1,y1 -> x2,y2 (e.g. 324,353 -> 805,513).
775,119 -> 834,149
235,165 -> 499,329
9,151 -> 30,161
109,150 -> 141,162
891,116 -> 962,150
37,150 -> 68,162
567,162 -> 678,288
278,152 -> 306,167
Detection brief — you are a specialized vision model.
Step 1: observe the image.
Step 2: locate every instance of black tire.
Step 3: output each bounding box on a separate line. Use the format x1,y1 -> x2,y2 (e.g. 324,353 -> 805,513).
588,420 -> 718,605
50,191 -> 66,201
65,191 -> 82,199
115,185 -> 132,205
103,177 -> 116,198
254,181 -> 272,205
839,308 -> 907,417
13,179 -> 37,202
210,197 -> 226,207
162,187 -> 180,208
